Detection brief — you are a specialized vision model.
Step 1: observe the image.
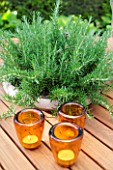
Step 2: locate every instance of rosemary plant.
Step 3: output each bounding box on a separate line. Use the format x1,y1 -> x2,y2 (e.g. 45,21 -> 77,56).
0,0 -> 113,118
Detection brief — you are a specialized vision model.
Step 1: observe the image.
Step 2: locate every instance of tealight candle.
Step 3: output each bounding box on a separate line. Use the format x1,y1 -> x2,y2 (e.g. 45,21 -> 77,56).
14,108 -> 45,149
58,149 -> 75,161
22,135 -> 38,144
49,122 -> 83,167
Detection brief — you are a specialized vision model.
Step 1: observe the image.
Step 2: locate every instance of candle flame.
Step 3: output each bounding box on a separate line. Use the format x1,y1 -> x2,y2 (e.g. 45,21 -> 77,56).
28,135 -> 31,140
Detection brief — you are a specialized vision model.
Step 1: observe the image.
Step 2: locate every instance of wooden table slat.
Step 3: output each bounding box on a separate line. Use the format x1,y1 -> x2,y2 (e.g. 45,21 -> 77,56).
107,97 -> 113,106
0,101 -> 102,170
0,121 -> 68,170
43,112 -> 113,170
0,84 -> 113,170
71,152 -> 102,170
85,118 -> 113,150
0,127 -> 36,170
0,103 -> 68,170
103,90 -> 113,99
0,164 -> 4,170
44,110 -> 113,150
82,131 -> 113,170
43,121 -> 103,170
89,104 -> 113,129
1,116 -> 102,170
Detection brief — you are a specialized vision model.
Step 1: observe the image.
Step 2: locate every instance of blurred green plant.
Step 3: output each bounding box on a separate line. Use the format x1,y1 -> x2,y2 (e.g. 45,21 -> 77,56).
57,15 -> 98,35
62,0 -> 112,32
0,0 -> 10,13
0,0 -> 55,20
0,10 -> 21,31
0,0 -> 112,32
93,1 -> 111,32
0,0 -> 55,31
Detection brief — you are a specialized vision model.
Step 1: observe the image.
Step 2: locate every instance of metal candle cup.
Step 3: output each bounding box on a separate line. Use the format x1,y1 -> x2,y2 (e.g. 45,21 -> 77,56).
58,102 -> 86,128
14,108 -> 45,149
49,122 -> 83,167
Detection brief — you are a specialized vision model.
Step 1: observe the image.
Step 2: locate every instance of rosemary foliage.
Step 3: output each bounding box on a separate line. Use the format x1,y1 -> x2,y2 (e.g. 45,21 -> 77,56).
0,0 -> 113,118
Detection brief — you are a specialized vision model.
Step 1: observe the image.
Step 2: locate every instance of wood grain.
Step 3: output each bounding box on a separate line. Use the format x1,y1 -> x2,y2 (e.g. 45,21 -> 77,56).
104,90 -> 113,99
0,101 -> 102,170
0,164 -> 3,170
0,102 -> 68,170
71,152 -> 102,170
1,85 -> 113,170
0,127 -> 35,170
82,131 -> 113,170
89,104 -> 113,129
85,118 -> 113,149
43,111 -> 113,170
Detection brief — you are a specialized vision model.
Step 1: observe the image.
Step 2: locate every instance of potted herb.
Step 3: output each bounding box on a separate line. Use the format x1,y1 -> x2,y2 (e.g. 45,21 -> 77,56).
0,0 -> 113,118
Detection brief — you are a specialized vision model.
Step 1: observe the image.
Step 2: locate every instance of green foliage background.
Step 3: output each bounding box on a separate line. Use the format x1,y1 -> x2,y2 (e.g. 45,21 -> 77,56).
62,0 -> 110,19
0,0 -> 112,31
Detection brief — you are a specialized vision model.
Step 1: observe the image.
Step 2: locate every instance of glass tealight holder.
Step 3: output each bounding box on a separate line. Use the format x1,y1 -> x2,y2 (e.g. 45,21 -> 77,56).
49,122 -> 83,167
14,108 -> 45,149
58,102 -> 86,129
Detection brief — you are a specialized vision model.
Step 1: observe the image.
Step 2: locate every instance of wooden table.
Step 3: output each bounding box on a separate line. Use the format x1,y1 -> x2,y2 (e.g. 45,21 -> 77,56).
0,84 -> 113,170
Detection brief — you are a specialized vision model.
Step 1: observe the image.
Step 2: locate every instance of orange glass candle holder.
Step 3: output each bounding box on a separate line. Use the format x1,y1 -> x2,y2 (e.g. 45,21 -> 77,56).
58,102 -> 86,128
49,122 -> 83,167
14,108 -> 45,149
